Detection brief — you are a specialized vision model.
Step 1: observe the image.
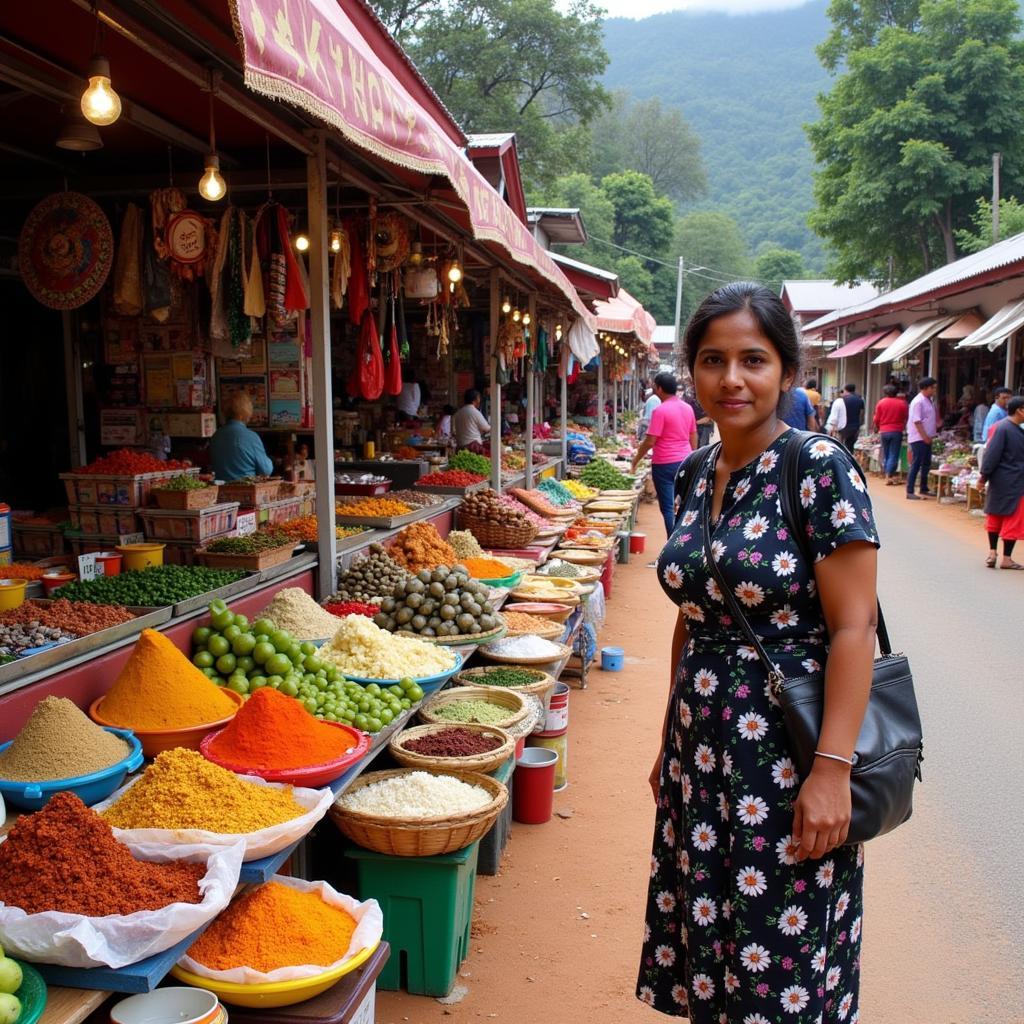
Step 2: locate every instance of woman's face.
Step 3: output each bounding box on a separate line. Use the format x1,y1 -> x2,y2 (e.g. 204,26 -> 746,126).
692,309 -> 793,432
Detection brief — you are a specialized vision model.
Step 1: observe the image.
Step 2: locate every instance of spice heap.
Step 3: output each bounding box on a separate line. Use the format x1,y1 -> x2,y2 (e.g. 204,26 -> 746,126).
468,667 -> 546,688
430,700 -> 512,724
76,449 -> 190,475
484,634 -> 564,658
259,587 -> 344,639
0,598 -> 136,635
186,881 -> 357,972
0,622 -> 76,656
579,458 -> 634,490
100,628 -> 239,729
392,445 -> 419,460
335,497 -> 412,519
0,792 -> 204,916
447,530 -> 484,560
273,515 -> 367,543
374,567 -> 499,638
338,770 -> 490,817
386,522 -> 457,573
1,564 -> 48,581
205,688 -> 357,771
459,557 -> 513,580
502,610 -> 560,635
58,566 -> 244,606
538,477 -> 579,506
404,728 -> 503,757
323,600 -> 378,618
562,479 -> 598,500
0,696 -> 130,782
322,615 -> 456,679
101,748 -> 305,833
536,559 -> 585,578
332,545 -> 409,603
498,493 -> 546,527
415,470 -> 485,488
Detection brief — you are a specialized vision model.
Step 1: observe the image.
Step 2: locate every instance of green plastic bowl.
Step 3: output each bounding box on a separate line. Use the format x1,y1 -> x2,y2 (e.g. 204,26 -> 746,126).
14,960 -> 47,1024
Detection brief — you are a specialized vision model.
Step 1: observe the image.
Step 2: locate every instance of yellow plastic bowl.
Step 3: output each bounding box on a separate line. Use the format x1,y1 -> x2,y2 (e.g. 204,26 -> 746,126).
117,543 -> 166,570
89,690 -> 243,758
0,579 -> 27,611
170,941 -> 380,1008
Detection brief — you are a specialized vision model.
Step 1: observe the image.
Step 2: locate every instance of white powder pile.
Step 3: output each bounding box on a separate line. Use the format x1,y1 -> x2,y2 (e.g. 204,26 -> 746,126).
337,770 -> 490,817
483,634 -> 563,659
259,587 -> 344,639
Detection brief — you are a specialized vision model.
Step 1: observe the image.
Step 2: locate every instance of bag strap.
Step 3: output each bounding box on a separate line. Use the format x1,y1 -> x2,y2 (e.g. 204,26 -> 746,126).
672,443 -> 719,529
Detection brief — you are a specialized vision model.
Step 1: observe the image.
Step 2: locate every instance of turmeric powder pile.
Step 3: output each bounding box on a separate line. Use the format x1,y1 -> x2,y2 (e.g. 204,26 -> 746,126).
101,748 -> 305,833
187,880 -> 357,971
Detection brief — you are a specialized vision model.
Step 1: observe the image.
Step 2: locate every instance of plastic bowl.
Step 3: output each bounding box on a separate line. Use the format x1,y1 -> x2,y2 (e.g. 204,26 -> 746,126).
116,543 -> 166,570
41,570 -> 75,595
0,728 -> 143,811
110,987 -> 220,1024
471,569 -> 522,588
200,721 -> 371,787
0,578 -> 27,611
89,691 -> 244,758
504,601 -> 574,624
342,649 -> 464,694
13,960 -> 46,1024
170,942 -> 380,1008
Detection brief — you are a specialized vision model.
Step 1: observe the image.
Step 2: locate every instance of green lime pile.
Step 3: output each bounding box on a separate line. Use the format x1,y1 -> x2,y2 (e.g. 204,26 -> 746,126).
579,458 -> 634,490
59,566 -> 244,606
154,475 -> 212,492
206,531 -> 290,554
191,599 -> 423,731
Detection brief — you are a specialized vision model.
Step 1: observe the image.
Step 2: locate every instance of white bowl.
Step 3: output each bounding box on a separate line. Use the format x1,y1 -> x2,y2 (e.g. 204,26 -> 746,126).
110,988 -> 221,1024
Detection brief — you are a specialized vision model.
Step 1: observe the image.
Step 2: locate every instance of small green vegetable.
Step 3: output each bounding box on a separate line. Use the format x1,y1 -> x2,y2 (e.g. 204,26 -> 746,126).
154,475 -> 212,492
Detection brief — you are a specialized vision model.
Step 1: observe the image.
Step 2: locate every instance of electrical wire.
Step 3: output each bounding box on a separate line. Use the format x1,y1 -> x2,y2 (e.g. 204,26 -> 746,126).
585,235 -> 764,285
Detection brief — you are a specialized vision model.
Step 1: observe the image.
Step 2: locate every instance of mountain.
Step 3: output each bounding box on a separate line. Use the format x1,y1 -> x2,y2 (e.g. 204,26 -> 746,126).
602,0 -> 832,268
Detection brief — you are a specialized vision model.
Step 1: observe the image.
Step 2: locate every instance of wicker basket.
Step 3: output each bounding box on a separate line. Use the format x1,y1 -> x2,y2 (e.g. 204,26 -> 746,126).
552,548 -> 608,566
454,666 -> 556,700
477,639 -> 571,666
459,512 -> 537,549
503,601 -> 575,623
418,685 -> 528,730
152,486 -> 220,511
388,723 -> 514,774
499,614 -> 565,640
509,585 -> 581,607
329,767 -> 508,856
195,543 -> 295,571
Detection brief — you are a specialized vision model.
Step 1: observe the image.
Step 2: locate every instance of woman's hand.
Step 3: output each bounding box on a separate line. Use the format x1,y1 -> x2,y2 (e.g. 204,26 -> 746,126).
791,758 -> 852,860
649,755 -> 662,800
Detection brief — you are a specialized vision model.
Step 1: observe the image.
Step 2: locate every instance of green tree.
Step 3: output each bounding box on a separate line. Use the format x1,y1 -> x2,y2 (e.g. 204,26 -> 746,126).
955,197 -> 1024,253
671,211 -> 752,324
393,0 -> 608,188
753,246 -> 806,296
601,171 -> 675,255
816,0 -> 921,72
807,0 -> 1024,284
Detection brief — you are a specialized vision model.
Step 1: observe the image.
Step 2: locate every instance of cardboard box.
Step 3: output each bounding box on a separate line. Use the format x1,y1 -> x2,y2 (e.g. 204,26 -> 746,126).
164,412 -> 216,437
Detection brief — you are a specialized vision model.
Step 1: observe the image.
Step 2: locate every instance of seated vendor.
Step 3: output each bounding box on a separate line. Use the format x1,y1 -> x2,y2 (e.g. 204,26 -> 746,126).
210,391 -> 274,481
452,388 -> 491,449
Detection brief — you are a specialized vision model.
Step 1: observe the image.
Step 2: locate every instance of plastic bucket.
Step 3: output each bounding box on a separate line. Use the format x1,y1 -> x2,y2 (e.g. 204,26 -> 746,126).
600,550 -> 613,599
617,531 -> 630,564
529,730 -> 568,791
629,532 -> 646,554
95,551 -> 123,576
513,747 -> 559,824
541,682 -> 569,733
514,736 -> 525,759
0,578 -> 27,611
41,571 -> 75,595
601,646 -> 624,672
117,543 -> 166,570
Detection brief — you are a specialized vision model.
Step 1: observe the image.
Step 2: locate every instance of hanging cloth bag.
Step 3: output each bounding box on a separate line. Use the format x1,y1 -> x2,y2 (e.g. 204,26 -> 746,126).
348,310 -> 384,400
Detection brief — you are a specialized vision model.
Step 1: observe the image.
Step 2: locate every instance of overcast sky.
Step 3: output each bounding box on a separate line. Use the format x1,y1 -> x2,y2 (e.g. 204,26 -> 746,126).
600,0 -> 808,18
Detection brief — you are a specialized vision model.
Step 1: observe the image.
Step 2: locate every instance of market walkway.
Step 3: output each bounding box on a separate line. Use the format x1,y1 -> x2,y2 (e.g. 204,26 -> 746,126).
377,484 -> 1020,1024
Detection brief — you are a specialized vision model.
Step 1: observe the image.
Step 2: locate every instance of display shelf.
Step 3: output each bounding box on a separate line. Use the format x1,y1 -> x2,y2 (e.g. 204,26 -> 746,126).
171,572 -> 261,618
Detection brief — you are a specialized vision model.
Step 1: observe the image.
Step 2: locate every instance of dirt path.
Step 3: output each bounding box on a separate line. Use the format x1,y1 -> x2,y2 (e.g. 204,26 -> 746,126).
377,498 -> 670,1024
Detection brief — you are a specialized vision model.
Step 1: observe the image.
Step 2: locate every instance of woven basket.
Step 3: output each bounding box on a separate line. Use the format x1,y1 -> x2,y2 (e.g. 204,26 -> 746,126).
329,767 -> 508,857
454,666 -> 556,700
510,585 -> 581,607
499,614 -> 565,640
459,511 -> 538,549
418,685 -> 528,730
152,486 -> 220,511
477,639 -> 571,666
553,548 -> 607,566
388,723 -> 514,774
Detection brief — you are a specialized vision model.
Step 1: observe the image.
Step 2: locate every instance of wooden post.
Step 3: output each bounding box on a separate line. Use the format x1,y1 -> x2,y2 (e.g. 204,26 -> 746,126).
561,333 -> 568,473
62,311 -> 86,467
306,132 -> 337,600
597,354 -> 605,436
490,270 -> 502,493
1005,333 -> 1017,389
525,294 -> 536,489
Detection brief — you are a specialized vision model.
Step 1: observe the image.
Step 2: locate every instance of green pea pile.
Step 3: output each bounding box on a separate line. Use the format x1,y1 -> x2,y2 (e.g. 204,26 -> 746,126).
59,566 -> 244,606
579,458 -> 634,490
472,667 -> 545,688
206,531 -> 291,554
450,450 -> 492,476
154,475 -> 212,492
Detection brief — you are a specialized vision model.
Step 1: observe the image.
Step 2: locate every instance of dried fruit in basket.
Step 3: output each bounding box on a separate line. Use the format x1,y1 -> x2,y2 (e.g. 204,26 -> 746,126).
386,521 -> 457,572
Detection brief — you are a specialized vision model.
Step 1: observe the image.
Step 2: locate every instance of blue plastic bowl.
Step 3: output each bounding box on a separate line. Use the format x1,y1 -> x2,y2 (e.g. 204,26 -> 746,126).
0,727 -> 144,810
344,650 -> 465,694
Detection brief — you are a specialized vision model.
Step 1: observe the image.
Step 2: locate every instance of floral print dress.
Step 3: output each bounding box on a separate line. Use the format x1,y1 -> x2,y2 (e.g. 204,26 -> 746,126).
637,431 -> 878,1023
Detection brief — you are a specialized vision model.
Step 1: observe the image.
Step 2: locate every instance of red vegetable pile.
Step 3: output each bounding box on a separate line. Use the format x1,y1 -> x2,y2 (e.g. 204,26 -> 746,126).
416,470 -> 485,487
77,449 -> 190,476
323,601 -> 380,618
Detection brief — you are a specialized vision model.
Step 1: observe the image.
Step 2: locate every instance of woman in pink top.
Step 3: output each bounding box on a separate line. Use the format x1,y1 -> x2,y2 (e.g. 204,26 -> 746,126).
872,384 -> 909,485
631,372 -> 698,538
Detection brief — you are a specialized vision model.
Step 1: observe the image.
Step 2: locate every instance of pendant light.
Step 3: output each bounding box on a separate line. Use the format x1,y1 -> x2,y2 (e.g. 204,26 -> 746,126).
56,109 -> 103,151
80,6 -> 122,126
330,226 -> 343,253
198,74 -> 226,202
294,233 -> 310,253
501,297 -> 511,314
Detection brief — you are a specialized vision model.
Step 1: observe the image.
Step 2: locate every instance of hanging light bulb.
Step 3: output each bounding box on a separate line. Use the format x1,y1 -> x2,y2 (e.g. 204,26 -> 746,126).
501,297 -> 511,314
555,323 -> 563,340
447,260 -> 462,284
81,54 -> 121,126
197,78 -> 226,202
523,312 -> 531,326
512,309 -> 521,323
407,241 -> 424,266
294,233 -> 310,253
330,226 -> 343,253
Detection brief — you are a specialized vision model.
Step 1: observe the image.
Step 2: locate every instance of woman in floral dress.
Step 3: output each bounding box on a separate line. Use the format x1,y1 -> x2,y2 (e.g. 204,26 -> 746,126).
637,283 -> 879,1023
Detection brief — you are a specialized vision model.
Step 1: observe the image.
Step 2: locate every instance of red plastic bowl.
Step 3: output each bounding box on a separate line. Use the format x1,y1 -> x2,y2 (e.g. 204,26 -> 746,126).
199,721 -> 370,787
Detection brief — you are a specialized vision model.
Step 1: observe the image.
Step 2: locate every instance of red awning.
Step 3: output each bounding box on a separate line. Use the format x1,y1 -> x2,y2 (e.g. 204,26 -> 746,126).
827,328 -> 897,360
593,288 -> 656,343
230,0 -> 594,324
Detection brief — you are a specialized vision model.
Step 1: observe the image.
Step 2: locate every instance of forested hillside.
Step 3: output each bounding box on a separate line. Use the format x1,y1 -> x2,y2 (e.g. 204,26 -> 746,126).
602,1 -> 831,268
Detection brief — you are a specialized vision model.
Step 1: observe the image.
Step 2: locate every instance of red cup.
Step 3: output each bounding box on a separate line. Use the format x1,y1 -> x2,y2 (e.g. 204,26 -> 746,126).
512,747 -> 558,824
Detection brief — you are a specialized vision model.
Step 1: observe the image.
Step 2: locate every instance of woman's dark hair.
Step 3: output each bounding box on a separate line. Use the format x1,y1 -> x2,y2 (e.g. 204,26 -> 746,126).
653,371 -> 678,395
683,282 -> 802,413
882,384 -> 897,398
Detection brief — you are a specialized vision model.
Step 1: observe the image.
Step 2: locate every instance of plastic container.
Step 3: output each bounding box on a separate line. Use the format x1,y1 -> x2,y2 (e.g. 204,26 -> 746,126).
512,747 -> 558,824
343,650 -> 465,694
110,986 -> 221,1024
0,578 -> 27,610
138,503 -> 240,543
629,532 -> 646,554
541,682 -> 570,732
117,542 -> 166,570
478,753 -> 514,876
0,503 -> 10,548
0,728 -> 143,810
529,731 -> 567,791
601,646 -> 624,671
41,569 -> 76,595
0,547 -> 12,566
95,550 -> 123,576
12,960 -> 46,1024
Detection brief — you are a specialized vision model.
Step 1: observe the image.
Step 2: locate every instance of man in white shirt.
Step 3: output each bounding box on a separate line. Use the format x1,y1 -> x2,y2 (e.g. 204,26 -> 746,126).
452,389 -> 491,448
825,395 -> 847,437
396,379 -> 421,419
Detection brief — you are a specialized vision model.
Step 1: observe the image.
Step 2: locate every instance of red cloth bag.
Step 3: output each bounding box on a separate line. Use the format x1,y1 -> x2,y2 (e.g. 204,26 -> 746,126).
348,310 -> 384,400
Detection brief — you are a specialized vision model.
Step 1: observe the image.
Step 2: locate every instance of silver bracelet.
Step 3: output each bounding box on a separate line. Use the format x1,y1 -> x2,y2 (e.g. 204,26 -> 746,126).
814,750 -> 856,767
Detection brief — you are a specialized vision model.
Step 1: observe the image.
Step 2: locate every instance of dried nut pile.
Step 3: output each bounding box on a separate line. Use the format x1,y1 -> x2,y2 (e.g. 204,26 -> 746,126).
460,489 -> 533,531
0,598 -> 135,636
333,544 -> 409,603
447,530 -> 484,560
386,522 -> 458,573
375,567 -> 498,638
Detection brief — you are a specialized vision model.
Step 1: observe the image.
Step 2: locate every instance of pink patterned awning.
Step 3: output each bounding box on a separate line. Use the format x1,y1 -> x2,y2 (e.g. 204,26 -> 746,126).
592,288 -> 656,343
230,0 -> 593,325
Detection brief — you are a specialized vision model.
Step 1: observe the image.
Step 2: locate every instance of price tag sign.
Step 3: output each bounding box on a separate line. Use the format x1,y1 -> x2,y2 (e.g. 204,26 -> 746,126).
235,512 -> 257,537
77,553 -> 100,582
119,532 -> 145,546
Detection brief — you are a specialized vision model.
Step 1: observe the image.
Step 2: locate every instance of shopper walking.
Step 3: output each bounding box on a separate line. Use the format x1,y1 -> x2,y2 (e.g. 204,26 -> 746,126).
972,391 -> 992,443
780,385 -> 816,430
638,386 -> 662,441
803,377 -> 823,428
979,396 -> 1024,569
638,282 -> 878,1023
983,387 -> 1012,439
906,377 -> 938,500
873,384 -> 909,485
839,383 -> 865,451
632,373 -> 698,540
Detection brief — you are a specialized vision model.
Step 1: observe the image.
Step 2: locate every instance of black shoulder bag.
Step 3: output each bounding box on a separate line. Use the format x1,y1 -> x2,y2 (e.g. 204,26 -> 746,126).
699,431 -> 924,846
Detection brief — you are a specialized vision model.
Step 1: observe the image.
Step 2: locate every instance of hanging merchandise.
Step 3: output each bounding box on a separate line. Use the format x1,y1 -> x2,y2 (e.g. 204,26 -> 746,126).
348,310 -> 384,400
396,280 -> 409,358
243,226 -> 265,318
567,317 -> 599,365
344,217 -> 369,326
18,191 -> 114,310
330,223 -> 351,310
374,211 -> 410,272
208,207 -> 232,342
224,210 -> 251,347
255,202 -> 309,327
111,202 -> 143,317
405,264 -> 439,300
383,292 -> 402,397
151,188 -> 209,283
535,325 -> 549,373
142,206 -> 172,322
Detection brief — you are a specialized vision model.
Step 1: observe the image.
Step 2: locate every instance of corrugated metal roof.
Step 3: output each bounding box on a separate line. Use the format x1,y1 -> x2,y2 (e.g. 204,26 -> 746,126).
781,279 -> 879,312
549,252 -> 619,281
805,231 -> 1024,332
652,325 -> 677,348
466,132 -> 516,150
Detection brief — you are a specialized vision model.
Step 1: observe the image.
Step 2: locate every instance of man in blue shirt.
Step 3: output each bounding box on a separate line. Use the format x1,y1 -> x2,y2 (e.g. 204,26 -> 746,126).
983,387 -> 1012,440
210,391 -> 274,481
637,386 -> 662,440
781,387 -> 817,430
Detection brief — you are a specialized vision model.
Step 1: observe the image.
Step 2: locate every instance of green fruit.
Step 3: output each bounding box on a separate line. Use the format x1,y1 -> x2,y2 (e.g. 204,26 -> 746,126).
0,994 -> 21,1024
0,958 -> 22,996
207,635 -> 230,658
407,684 -> 424,701
232,633 -> 256,656
222,624 -> 242,642
267,675 -> 283,689
265,652 -> 292,676
379,708 -> 394,724
354,713 -> 369,730
280,679 -> 299,697
249,675 -> 268,689
215,653 -> 237,675
253,641 -> 275,665
233,614 -> 249,629
200,666 -> 218,678
270,630 -> 292,651
192,626 -> 213,647
236,655 -> 256,674
192,650 -> 214,669
227,676 -> 249,695
303,655 -> 324,673
211,609 -> 234,631
254,618 -> 275,637
366,717 -> 382,733
300,641 -> 316,656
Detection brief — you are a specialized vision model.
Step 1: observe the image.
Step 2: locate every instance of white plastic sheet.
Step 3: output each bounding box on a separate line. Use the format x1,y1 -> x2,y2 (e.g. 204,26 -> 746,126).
0,839 -> 244,968
93,774 -> 334,861
178,875 -> 383,983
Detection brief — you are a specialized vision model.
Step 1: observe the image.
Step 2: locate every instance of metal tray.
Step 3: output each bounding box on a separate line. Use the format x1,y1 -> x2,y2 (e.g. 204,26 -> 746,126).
413,480 -> 489,497
171,572 -> 259,618
334,501 -> 457,531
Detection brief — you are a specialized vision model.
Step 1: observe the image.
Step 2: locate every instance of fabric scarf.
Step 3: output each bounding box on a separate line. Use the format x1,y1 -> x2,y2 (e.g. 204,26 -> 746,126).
344,218 -> 369,326
224,210 -> 250,347
111,203 -> 143,316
